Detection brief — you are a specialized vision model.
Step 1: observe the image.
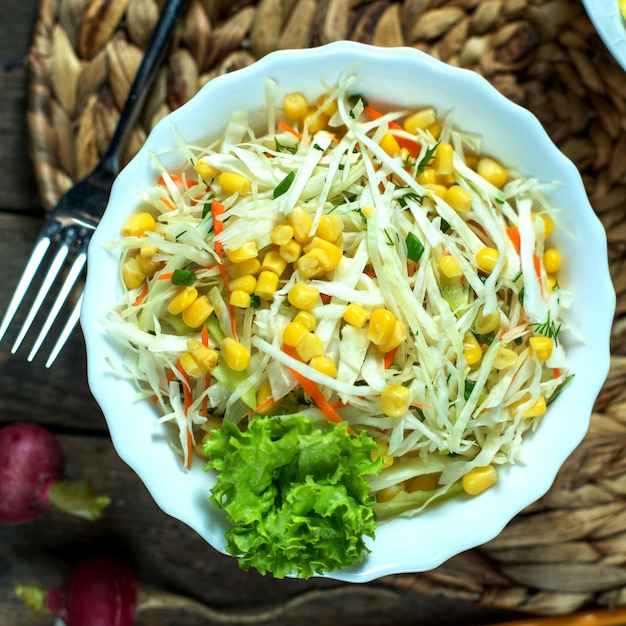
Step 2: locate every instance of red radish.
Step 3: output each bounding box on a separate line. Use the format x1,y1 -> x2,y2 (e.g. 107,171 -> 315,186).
0,422 -> 110,524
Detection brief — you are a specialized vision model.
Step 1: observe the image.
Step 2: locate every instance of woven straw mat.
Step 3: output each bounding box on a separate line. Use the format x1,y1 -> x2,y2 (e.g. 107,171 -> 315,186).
25,0 -> 626,616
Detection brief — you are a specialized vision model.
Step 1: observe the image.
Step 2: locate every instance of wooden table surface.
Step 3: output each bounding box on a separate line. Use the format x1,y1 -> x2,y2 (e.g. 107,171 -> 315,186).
0,3 -> 569,626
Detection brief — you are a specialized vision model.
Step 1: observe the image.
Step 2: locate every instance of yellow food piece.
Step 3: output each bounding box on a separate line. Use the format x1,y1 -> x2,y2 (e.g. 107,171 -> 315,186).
343,303 -> 369,328
181,294 -> 214,328
462,465 -> 497,496
168,287 -> 198,315
380,384 -> 411,417
221,337 -> 250,371
122,212 -> 156,237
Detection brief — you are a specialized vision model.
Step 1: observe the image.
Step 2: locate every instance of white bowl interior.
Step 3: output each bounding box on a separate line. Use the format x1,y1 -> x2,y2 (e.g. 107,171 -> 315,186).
81,41 -> 615,582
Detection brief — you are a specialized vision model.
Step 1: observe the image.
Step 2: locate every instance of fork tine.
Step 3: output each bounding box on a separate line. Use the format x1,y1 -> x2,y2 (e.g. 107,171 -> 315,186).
45,292 -> 84,369
0,237 -> 51,342
27,250 -> 87,363
11,241 -> 70,354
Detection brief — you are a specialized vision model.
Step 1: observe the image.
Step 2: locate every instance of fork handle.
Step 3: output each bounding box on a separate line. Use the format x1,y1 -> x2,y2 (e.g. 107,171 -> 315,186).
96,0 -> 191,178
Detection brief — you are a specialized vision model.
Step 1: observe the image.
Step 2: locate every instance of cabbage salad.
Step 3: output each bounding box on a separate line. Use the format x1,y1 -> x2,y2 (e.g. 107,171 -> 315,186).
106,67 -> 573,524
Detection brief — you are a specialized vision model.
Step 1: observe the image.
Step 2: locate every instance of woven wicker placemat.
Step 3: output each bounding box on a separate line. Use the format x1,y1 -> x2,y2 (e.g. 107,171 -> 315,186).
25,0 -> 626,616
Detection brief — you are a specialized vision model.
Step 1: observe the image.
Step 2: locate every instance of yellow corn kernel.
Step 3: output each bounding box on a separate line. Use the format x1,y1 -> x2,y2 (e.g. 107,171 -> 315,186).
406,472 -> 441,492
296,332 -> 324,362
538,213 -> 554,238
288,281 -> 319,310
378,320 -> 408,353
293,310 -> 316,331
226,241 -> 258,264
473,306 -> 501,335
219,172 -> 250,196
476,247 -> 499,273
288,206 -> 314,243
187,339 -> 219,371
229,274 -> 257,294
317,214 -> 343,242
543,249 -> 561,274
317,94 -> 338,117
168,287 -> 198,315
462,465 -> 497,496
417,167 -> 436,186
282,321 -> 309,348
380,384 -> 411,417
221,337 -> 250,372
195,159 -> 219,180
434,142 -> 454,175
371,441 -> 395,469
439,255 -> 463,279
309,355 -> 337,378
361,205 -> 374,218
547,274 -> 558,292
303,237 -> 342,272
523,395 -> 547,418
367,308 -> 397,346
284,92 -> 309,120
270,224 -> 294,247
403,108 -> 437,135
376,483 -> 405,502
477,157 -> 508,188
134,253 -> 162,277
122,255 -> 146,290
122,212 -> 156,237
463,332 -> 482,366
427,120 -> 442,139
424,184 -> 448,201
181,294 -> 214,328
254,270 -> 280,301
231,257 -> 261,277
230,289 -> 251,308
256,380 -> 273,407
530,335 -> 553,361
279,239 -> 302,264
494,347 -> 518,369
261,250 -> 288,276
139,245 -> 159,259
306,109 -> 329,134
343,303 -> 369,328
295,249 -> 327,278
380,132 -> 401,157
179,351 -> 204,378
447,185 -> 473,213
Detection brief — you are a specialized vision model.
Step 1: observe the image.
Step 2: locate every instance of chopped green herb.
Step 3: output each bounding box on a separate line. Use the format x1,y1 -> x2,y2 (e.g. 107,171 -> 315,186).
171,269 -> 196,286
518,287 -> 525,306
529,311 -> 562,347
416,143 -> 438,177
274,137 -> 297,154
546,373 -> 574,406
249,294 -> 261,309
384,229 -> 395,246
175,231 -> 187,240
273,171 -> 296,199
440,218 -> 451,233
464,379 -> 476,401
405,232 -> 425,263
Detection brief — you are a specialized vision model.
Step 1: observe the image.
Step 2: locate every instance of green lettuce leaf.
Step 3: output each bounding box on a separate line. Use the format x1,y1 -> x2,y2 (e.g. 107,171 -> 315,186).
204,415 -> 383,578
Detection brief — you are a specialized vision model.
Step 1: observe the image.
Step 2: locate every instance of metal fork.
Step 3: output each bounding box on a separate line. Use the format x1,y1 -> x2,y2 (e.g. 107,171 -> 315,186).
0,0 -> 189,368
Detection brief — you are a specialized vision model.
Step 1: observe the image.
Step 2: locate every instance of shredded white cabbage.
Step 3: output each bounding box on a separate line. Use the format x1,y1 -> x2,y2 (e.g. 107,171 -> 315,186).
108,67 -> 576,518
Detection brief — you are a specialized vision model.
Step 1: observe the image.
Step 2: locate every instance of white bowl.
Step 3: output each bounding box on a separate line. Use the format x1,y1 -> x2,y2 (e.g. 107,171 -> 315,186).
81,41 -> 614,582
582,0 -> 626,72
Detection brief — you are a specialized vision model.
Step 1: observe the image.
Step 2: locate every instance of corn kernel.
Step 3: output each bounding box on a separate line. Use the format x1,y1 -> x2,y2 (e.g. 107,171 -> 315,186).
538,213 -> 554,238
168,287 -> 198,315
376,483 -> 405,502
306,109 -> 329,134
476,247 -> 499,273
447,185 -> 473,213
288,282 -> 319,310
231,257 -> 261,277
367,308 -> 397,346
254,270 -> 280,300
226,241 -> 258,264
296,249 -> 328,278
317,94 -> 338,116
219,172 -> 250,196
473,306 -> 501,335
543,249 -> 561,274
427,120 -> 442,139
179,351 -> 203,378
435,142 -> 454,175
270,224 -> 294,247
187,339 -> 218,371
371,441 -> 394,469
463,332 -> 482,366
181,294 -> 214,328
380,132 -> 401,157
221,337 -> 250,372
279,239 -> 302,264
529,335 -> 553,361
296,332 -> 324,362
261,250 -> 288,276
255,380 -> 276,414
309,355 -> 337,378
288,206 -> 314,243
462,465 -> 497,496
477,157 -> 508,188
284,92 -> 309,120
229,274 -> 257,294
195,160 -> 219,180
494,347 -> 518,369
122,212 -> 156,237
316,214 -> 343,242
424,184 -> 448,201
377,320 -> 408,353
303,237 -> 342,272
293,310 -> 316,331
547,274 -> 558,292
139,245 -> 159,259
230,289 -> 251,308
523,395 -> 547,418
439,255 -> 463,279
406,472 -> 441,492
343,303 -> 369,328
122,255 -> 146,289
282,321 -> 309,347
135,253 -> 162,277
361,205 -> 374,218
417,167 -> 437,185
403,108 -> 437,134
380,384 -> 411,417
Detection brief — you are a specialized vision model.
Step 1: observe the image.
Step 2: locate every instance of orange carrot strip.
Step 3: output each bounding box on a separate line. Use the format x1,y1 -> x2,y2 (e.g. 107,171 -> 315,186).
242,397 -> 276,419
159,195 -> 176,211
506,227 -> 521,252
158,173 -> 197,189
132,282 -> 149,307
278,120 -> 303,142
364,105 -> 421,156
533,253 -> 543,292
384,346 -> 399,370
185,428 -> 193,470
157,272 -> 174,281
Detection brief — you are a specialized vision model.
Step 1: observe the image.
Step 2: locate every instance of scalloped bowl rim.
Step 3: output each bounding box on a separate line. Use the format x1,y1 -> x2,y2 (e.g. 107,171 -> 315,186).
81,41 -> 614,582
582,0 -> 626,73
